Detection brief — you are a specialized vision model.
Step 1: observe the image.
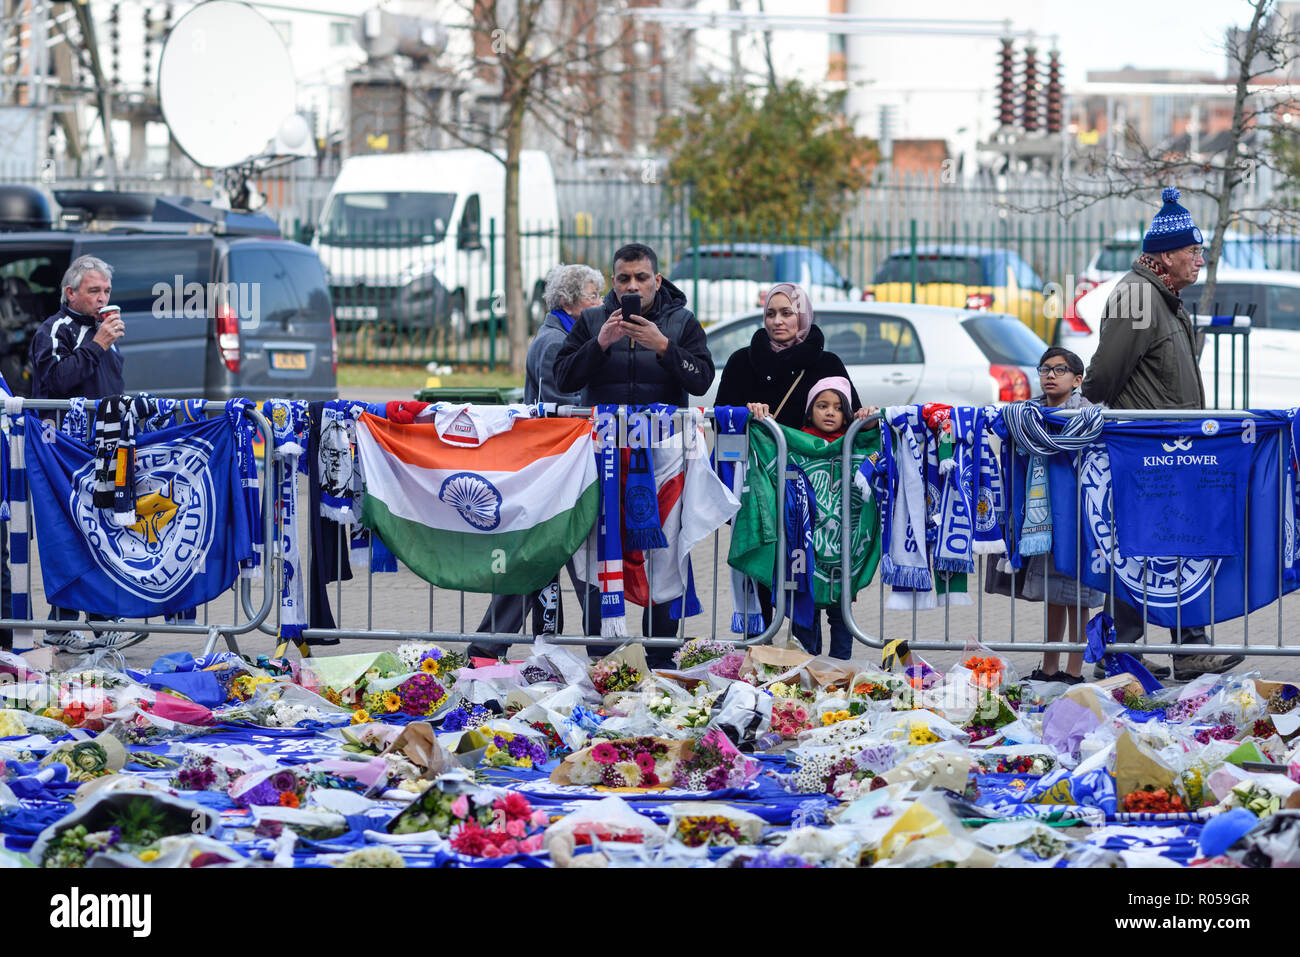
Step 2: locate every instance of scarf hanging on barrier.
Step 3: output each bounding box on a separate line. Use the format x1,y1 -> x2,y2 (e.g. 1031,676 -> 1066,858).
878,406 -> 932,591
780,462 -> 817,630
92,396 -> 135,524
623,409 -> 667,550
3,400 -> 31,644
61,397 -> 88,443
998,402 -> 1106,558
929,435 -> 969,607
224,399 -> 263,580
714,406 -> 765,636
318,399 -> 364,524
973,406 -> 1005,554
593,405 -> 626,638
264,400 -> 309,644
624,405 -> 733,621
350,527 -> 398,573
933,405 -> 976,575
176,399 -> 207,425
306,401 -> 354,641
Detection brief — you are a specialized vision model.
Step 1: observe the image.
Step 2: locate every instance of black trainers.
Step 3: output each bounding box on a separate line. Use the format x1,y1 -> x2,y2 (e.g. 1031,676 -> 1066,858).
1050,671 -> 1085,685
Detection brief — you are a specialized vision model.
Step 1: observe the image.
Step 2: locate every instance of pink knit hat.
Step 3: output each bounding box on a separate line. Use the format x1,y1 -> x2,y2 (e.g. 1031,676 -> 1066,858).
805,375 -> 853,413
764,282 -> 813,352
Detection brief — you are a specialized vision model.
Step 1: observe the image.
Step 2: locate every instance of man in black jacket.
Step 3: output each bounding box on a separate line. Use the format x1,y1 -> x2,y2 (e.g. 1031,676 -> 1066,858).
30,255 -> 125,401
554,243 -> 714,665
555,242 -> 713,406
29,254 -> 144,653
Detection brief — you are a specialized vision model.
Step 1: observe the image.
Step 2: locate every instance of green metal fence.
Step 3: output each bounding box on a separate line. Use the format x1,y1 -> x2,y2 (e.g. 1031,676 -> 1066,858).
298,214 -> 1300,370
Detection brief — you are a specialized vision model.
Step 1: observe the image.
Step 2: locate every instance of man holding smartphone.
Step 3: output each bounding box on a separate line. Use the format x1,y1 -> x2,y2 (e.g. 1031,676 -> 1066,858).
30,254 -> 145,653
555,243 -> 714,666
555,242 -> 713,408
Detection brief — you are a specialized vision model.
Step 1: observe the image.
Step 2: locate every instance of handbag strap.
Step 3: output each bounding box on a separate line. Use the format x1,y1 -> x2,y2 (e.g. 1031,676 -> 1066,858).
772,369 -> 806,420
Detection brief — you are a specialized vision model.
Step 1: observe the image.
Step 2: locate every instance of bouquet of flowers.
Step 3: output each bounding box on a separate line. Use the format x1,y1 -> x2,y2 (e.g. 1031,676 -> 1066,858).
1122,787 -> 1187,814
40,737 -> 126,783
784,743 -> 895,797
1223,781 -> 1284,818
441,704 -> 493,732
483,730 -> 549,770
396,643 -> 463,677
553,736 -> 682,788
36,792 -> 215,868
668,803 -> 764,848
672,638 -> 736,670
387,777 -> 497,835
591,660 -> 642,695
820,708 -> 854,729
449,791 -> 549,858
973,753 -> 1057,776
708,653 -> 745,680
962,656 -> 1004,690
851,678 -> 896,703
392,673 -> 450,717
646,692 -> 711,732
767,681 -> 816,704
771,699 -> 812,739
170,753 -> 239,792
671,729 -> 760,792
229,768 -> 310,809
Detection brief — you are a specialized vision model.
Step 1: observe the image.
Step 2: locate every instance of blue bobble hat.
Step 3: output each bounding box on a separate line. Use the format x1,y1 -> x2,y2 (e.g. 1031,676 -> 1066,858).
1142,187 -> 1203,253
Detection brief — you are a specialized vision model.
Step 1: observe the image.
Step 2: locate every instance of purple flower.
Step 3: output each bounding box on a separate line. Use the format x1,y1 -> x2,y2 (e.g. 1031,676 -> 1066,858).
271,771 -> 297,793
442,707 -> 469,732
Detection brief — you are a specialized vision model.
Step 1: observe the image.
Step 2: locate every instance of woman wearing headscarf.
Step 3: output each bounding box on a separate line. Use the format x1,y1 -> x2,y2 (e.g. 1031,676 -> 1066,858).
715,282 -> 871,427
715,283 -> 875,658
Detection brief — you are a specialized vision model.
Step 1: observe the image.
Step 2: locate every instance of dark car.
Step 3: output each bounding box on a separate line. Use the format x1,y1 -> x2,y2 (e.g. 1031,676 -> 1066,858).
0,186 -> 337,400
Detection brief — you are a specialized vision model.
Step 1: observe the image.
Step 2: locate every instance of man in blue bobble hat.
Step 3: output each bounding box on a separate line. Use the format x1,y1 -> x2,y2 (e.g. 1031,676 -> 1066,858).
1083,187 -> 1205,410
1083,187 -> 1243,680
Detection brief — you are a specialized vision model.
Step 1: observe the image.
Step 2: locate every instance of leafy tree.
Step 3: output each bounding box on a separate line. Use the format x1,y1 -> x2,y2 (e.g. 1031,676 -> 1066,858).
654,81 -> 877,235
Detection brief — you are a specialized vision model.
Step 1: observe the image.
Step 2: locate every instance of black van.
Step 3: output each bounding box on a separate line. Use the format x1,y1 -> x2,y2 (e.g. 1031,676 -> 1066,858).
0,187 -> 337,400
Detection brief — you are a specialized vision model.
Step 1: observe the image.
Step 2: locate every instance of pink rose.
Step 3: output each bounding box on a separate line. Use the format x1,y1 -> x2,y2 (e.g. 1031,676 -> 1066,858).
793,707 -> 808,722
500,839 -> 520,855
506,819 -> 526,838
481,843 -> 502,858
531,809 -> 550,828
450,795 -> 469,819
520,835 -> 544,854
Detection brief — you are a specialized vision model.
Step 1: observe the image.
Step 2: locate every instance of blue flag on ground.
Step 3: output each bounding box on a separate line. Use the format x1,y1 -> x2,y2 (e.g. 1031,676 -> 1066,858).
25,414 -> 253,618
1050,412 -> 1296,629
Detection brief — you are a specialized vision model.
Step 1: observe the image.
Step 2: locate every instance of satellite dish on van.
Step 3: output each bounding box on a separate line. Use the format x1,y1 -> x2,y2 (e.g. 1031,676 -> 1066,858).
158,1 -> 296,169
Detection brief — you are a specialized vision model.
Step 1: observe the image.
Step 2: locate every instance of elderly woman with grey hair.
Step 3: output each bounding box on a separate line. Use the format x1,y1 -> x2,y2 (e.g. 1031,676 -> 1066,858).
526,263 -> 604,405
471,262 -> 605,652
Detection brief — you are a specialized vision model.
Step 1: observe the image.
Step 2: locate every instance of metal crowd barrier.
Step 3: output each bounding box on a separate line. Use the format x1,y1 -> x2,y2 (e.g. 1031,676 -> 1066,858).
838,407 -> 1300,660
0,398 -> 276,659
287,407 -> 793,655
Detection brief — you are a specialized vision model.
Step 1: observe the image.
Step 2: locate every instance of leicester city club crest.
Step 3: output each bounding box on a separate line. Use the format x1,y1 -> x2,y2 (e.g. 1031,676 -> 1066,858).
71,438 -> 217,601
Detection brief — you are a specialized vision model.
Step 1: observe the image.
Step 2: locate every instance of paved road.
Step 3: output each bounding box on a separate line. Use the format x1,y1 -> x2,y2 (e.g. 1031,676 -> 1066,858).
19,384 -> 1300,685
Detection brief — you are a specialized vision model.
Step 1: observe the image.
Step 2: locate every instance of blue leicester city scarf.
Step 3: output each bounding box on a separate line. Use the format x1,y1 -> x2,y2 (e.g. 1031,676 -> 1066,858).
25,415 -> 254,619
1104,421 -> 1254,559
1051,413 -> 1296,628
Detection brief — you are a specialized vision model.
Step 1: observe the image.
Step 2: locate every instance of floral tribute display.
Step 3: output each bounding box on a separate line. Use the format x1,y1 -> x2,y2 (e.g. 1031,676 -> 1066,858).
5,622 -> 1300,870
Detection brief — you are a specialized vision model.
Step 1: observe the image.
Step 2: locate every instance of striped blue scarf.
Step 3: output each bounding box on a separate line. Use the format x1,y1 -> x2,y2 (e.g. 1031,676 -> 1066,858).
2,400 -> 31,644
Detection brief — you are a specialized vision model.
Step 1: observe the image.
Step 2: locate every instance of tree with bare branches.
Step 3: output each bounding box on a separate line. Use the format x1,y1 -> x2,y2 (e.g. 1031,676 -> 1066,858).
411,1 -> 641,375
1045,0 -> 1300,314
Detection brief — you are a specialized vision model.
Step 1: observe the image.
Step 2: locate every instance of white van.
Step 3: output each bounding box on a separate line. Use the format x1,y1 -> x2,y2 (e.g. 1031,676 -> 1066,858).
314,149 -> 560,335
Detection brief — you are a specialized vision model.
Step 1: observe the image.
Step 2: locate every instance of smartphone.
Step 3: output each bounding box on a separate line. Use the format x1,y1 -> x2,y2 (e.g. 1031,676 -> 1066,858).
619,293 -> 642,321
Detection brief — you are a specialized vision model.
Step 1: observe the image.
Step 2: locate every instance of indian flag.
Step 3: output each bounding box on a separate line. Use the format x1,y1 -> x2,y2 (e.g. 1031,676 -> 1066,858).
356,412 -> 598,594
